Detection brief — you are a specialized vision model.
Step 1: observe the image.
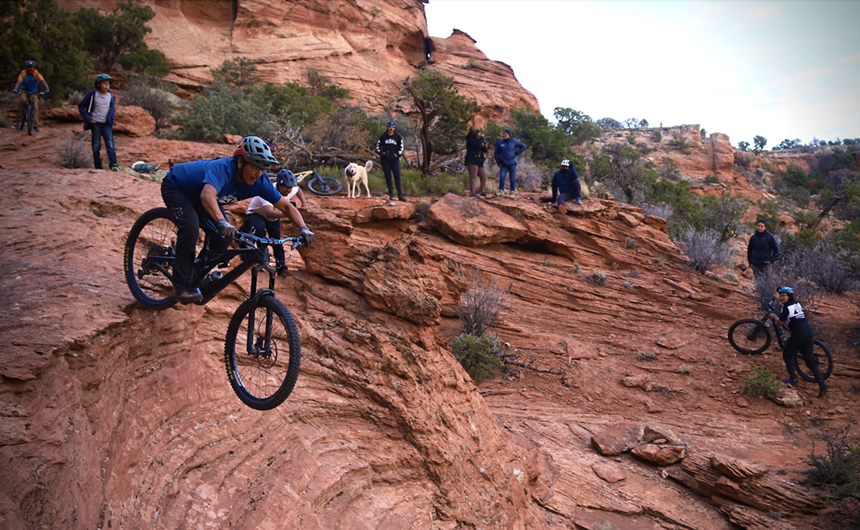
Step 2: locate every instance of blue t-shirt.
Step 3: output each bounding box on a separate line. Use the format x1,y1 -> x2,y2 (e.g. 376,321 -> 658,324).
165,157 -> 282,207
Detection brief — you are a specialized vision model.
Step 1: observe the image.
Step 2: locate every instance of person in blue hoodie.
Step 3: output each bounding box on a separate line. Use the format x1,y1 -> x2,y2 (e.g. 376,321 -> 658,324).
77,73 -> 118,170
551,159 -> 581,213
493,128 -> 527,197
747,220 -> 779,278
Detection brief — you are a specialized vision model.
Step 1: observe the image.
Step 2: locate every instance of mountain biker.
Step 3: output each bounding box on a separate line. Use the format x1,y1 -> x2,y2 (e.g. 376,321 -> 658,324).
767,286 -> 828,397
748,220 -> 779,278
240,168 -> 308,277
12,60 -> 50,132
78,73 -> 119,171
494,128 -> 527,197
161,136 -> 315,303
551,159 -> 582,214
376,120 -> 405,201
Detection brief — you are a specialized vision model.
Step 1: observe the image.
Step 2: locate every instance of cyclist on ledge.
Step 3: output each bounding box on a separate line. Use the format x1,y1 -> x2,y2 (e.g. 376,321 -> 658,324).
12,60 -> 50,132
767,286 -> 828,398
161,136 -> 314,303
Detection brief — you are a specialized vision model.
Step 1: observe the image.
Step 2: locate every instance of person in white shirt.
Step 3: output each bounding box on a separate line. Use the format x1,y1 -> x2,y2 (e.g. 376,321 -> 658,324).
240,169 -> 308,276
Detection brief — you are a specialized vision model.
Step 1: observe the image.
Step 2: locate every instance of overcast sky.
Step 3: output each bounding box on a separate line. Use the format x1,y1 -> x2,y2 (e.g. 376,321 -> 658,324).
425,0 -> 860,148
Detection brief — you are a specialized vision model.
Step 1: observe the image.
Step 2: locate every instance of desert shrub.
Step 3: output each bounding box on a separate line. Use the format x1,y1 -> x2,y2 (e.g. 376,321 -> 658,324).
623,281 -> 634,290
652,130 -> 662,142
725,272 -> 739,282
745,368 -> 781,398
255,82 -> 331,127
677,227 -> 734,273
54,132 -> 89,168
451,334 -> 500,384
829,149 -> 858,172
211,56 -> 261,89
802,426 -> 860,527
511,107 -> 576,167
803,243 -> 857,294
679,364 -> 692,375
403,170 -> 467,197
455,267 -> 510,338
118,45 -> 169,76
622,268 -> 641,278
670,134 -> 690,150
642,203 -> 672,219
512,158 -> 550,192
121,75 -> 175,129
625,237 -> 638,249
637,351 -> 657,362
172,83 -> 276,142
586,271 -> 607,286
705,175 -> 720,185
306,68 -> 350,101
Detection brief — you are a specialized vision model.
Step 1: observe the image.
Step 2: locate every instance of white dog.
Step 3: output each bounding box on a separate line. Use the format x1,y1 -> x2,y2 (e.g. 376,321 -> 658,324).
344,160 -> 373,198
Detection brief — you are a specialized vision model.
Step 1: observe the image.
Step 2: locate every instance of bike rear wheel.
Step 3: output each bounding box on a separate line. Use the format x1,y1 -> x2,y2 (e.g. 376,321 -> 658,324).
728,318 -> 771,354
308,174 -> 343,196
224,295 -> 301,410
124,207 -> 179,310
794,339 -> 834,383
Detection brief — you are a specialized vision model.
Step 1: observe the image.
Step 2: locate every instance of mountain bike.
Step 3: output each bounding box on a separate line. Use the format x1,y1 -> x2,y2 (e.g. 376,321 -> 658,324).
294,169 -> 342,196
16,91 -> 46,135
727,297 -> 833,382
123,207 -> 303,410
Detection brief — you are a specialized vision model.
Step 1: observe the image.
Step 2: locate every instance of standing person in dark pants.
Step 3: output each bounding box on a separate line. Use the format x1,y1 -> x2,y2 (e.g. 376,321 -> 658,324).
493,128 -> 527,197
747,220 -> 779,278
376,121 -> 405,201
465,126 -> 489,197
551,159 -> 581,213
78,73 -> 118,171
767,286 -> 828,397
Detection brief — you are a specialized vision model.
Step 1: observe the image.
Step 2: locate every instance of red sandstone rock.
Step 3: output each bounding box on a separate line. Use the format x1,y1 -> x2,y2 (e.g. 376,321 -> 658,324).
591,427 -> 644,456
632,444 -> 686,465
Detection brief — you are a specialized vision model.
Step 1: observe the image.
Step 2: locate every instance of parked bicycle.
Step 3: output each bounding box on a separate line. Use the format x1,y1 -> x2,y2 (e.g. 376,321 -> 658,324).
727,297 -> 833,382
294,169 -> 342,196
16,90 -> 47,135
123,207 -> 303,410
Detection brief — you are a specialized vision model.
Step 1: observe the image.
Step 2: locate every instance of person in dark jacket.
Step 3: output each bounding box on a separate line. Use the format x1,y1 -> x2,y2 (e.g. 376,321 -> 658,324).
747,220 -> 779,278
465,126 -> 489,197
493,128 -> 527,197
767,286 -> 828,397
78,73 -> 118,170
551,159 -> 581,213
375,121 -> 405,201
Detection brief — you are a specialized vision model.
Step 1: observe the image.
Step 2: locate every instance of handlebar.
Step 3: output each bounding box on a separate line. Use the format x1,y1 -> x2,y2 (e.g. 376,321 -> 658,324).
234,231 -> 303,250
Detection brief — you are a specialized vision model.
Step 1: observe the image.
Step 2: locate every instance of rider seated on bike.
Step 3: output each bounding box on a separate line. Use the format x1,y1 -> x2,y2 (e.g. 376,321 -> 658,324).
240,168 -> 308,278
767,286 -> 828,397
12,60 -> 49,132
161,136 -> 314,303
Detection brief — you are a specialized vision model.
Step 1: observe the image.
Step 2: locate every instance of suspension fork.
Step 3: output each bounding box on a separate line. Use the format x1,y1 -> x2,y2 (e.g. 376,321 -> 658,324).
244,266 -> 276,355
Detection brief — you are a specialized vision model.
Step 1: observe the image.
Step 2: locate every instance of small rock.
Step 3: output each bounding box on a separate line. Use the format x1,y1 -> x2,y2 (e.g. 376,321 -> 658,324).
592,462 -> 626,483
652,438 -> 667,445
631,444 -> 686,465
622,374 -> 650,388
591,426 -> 644,456
736,397 -> 750,408
647,403 -> 664,413
773,389 -> 804,408
835,406 -> 846,414
643,425 -> 680,445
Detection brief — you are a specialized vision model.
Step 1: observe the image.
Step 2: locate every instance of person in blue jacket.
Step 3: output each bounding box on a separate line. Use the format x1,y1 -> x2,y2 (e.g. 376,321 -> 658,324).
493,128 -> 527,197
161,136 -> 315,303
77,73 -> 118,170
551,159 -> 581,214
12,59 -> 50,131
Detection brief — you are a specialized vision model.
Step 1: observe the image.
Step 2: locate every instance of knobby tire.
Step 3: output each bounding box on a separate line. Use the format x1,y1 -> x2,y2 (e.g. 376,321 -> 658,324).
793,339 -> 834,383
26,101 -> 34,135
727,318 -> 771,355
124,207 -> 179,310
308,175 -> 343,196
224,295 -> 301,410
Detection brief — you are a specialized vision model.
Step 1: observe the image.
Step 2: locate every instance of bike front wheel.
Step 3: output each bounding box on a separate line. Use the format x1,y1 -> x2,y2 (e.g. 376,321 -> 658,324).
728,318 -> 771,354
124,207 -> 179,310
308,175 -> 343,196
224,295 -> 301,410
794,339 -> 834,383
26,102 -> 34,135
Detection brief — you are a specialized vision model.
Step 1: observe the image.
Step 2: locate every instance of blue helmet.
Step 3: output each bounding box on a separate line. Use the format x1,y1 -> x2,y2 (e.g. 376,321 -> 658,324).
25,60 -> 36,68
387,121 -> 396,128
777,286 -> 794,295
276,168 -> 297,188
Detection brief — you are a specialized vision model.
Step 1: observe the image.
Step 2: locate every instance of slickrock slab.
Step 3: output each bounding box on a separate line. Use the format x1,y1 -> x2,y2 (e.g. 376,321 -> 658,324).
591,462 -> 626,483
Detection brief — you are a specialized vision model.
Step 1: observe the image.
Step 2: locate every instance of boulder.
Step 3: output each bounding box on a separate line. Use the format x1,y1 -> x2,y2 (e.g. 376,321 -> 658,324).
426,194 -> 526,246
772,389 -> 803,408
622,374 -> 650,388
643,425 -> 680,445
631,444 -> 686,466
591,426 -> 643,456
45,104 -> 155,136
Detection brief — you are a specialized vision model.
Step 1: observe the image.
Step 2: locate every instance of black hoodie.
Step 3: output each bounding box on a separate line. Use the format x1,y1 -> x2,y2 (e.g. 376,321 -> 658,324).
747,230 -> 779,266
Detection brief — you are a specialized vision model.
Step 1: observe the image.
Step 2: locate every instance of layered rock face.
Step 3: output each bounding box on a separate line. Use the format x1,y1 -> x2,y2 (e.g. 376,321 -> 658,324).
56,0 -> 539,119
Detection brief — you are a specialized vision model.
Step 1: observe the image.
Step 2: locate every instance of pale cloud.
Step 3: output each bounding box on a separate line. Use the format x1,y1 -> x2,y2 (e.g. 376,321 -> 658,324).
744,3 -> 782,22
835,51 -> 860,65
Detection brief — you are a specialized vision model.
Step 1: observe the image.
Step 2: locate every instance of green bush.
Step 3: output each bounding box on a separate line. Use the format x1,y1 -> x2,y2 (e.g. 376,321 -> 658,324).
652,130 -> 662,142
512,107 -> 576,167
255,82 -> 331,127
744,368 -> 782,398
451,334 -> 501,384
829,149 -> 858,172
172,83 -> 276,142
802,427 -> 860,527
211,56 -> 261,89
705,175 -> 720,185
118,45 -> 169,77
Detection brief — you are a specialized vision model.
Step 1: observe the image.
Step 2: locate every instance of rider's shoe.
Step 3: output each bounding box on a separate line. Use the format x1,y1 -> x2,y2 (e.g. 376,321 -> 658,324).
110,164 -> 119,171
576,197 -> 582,205
781,378 -> 799,387
34,126 -> 40,132
276,265 -> 289,278
818,381 -> 829,398
175,285 -> 203,304
558,204 -> 567,214
398,194 -> 406,202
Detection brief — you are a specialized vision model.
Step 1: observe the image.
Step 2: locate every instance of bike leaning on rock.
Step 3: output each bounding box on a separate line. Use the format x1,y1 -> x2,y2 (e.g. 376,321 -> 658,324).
123,207 -> 303,410
727,296 -> 834,382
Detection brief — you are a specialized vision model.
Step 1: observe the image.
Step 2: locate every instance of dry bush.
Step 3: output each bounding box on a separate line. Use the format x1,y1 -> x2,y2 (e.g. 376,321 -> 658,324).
54,132 -> 89,169
586,271 -> 607,286
677,227 -> 734,273
642,203 -> 672,219
121,78 -> 175,129
455,266 -> 511,337
625,237 -> 638,249
509,158 -> 549,192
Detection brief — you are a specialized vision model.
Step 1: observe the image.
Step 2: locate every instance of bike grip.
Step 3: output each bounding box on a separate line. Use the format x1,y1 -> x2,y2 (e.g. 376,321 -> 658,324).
12,89 -> 19,94
41,89 -> 49,94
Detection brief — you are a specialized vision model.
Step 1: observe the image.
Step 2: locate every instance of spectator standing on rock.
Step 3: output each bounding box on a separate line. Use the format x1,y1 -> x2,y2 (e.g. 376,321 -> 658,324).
376,121 -> 405,201
12,59 -> 49,132
240,168 -> 308,278
767,286 -> 828,397
551,159 -> 581,213
494,128 -> 527,197
747,220 -> 779,278
465,126 -> 489,197
78,73 -> 118,171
